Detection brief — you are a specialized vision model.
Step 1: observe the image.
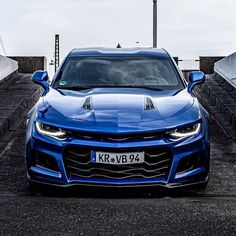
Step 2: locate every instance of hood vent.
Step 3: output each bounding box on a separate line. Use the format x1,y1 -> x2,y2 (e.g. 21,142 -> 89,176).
82,96 -> 92,110
144,97 -> 155,110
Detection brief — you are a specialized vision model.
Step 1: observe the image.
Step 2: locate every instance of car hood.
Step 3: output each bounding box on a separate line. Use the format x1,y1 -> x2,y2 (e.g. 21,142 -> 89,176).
37,88 -> 201,133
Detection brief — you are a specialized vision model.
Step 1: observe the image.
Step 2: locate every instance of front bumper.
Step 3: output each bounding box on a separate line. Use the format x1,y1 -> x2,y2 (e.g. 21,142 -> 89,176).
26,126 -> 210,188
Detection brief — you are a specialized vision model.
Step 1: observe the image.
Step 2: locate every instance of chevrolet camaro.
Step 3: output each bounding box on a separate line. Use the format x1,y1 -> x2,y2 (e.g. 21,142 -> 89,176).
26,48 -> 210,190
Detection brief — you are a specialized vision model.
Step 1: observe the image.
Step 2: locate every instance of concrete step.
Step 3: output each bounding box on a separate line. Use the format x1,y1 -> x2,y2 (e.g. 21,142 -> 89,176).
0,71 -> 19,91
0,73 -> 41,148
196,74 -> 236,140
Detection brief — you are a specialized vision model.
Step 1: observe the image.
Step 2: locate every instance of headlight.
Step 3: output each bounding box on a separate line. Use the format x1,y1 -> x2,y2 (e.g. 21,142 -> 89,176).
167,123 -> 201,140
35,122 -> 68,140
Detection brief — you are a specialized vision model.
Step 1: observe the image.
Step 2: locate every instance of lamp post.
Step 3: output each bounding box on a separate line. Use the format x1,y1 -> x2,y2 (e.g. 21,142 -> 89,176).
153,0 -> 157,48
54,34 -> 60,73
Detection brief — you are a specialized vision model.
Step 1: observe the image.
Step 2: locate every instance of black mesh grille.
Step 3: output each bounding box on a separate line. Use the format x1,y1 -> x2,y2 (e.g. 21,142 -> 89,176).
69,131 -> 164,142
63,147 -> 172,180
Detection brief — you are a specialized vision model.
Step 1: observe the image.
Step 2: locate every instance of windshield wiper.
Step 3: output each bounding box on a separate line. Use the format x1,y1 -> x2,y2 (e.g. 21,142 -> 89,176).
129,86 -> 163,91
56,86 -> 92,91
56,85 -> 163,91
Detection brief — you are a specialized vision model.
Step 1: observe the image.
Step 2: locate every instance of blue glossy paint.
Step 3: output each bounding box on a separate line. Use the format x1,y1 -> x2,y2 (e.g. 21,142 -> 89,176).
26,48 -> 210,189
188,71 -> 206,93
32,70 -> 49,93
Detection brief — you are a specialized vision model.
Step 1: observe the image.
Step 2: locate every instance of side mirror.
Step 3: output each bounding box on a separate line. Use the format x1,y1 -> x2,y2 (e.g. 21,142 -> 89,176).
188,71 -> 205,93
32,71 -> 49,92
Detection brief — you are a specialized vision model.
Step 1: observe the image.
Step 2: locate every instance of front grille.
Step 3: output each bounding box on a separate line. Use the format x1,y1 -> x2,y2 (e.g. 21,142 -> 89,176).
63,147 -> 172,180
69,131 -> 164,142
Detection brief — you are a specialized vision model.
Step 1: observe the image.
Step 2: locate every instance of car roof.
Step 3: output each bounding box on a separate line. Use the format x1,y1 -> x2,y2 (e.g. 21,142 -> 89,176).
68,47 -> 170,59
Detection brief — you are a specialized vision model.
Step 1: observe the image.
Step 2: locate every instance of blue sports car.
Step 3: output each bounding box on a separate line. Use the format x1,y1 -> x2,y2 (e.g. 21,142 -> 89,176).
26,48 -> 210,190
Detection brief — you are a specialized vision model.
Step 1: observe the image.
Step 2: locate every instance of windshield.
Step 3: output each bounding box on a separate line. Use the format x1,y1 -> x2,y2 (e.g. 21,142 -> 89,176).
53,57 -> 184,91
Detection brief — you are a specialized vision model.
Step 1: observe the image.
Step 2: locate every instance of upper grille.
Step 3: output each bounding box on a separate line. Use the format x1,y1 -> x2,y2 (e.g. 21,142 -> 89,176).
69,131 -> 164,142
63,147 -> 172,180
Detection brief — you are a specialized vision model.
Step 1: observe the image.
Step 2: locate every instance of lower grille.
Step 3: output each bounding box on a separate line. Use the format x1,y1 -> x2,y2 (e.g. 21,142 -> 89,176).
63,147 -> 172,180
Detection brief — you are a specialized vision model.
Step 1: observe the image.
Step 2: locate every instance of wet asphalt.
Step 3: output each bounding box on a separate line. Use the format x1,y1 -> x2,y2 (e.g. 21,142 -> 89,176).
0,120 -> 235,235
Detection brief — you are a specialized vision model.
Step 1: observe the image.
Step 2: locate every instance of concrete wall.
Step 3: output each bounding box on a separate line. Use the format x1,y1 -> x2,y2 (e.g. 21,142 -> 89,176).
214,52 -> 236,88
199,56 -> 224,74
0,56 -> 18,82
8,56 -> 47,74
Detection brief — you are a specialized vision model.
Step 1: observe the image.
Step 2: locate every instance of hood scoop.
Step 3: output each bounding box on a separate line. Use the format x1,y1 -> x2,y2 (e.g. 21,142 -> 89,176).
81,95 -> 155,111
82,96 -> 92,110
144,97 -> 155,110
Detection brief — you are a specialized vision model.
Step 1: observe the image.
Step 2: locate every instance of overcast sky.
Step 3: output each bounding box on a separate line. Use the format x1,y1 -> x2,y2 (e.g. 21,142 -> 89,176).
0,0 -> 236,63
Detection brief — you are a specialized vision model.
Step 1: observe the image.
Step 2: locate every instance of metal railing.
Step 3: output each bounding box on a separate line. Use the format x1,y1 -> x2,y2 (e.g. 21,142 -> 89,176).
178,59 -> 200,71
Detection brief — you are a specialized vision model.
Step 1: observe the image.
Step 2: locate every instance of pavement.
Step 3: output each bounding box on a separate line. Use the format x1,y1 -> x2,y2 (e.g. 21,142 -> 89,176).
0,74 -> 235,235
0,120 -> 235,236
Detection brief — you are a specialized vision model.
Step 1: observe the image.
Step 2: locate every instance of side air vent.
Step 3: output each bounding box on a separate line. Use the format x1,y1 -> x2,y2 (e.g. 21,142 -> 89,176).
144,97 -> 155,110
82,96 -> 92,110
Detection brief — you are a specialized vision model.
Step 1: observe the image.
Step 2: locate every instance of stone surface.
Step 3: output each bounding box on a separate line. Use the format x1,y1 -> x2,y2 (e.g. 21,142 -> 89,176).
196,75 -> 236,139
0,118 -> 8,137
199,56 -> 224,74
8,56 -> 47,73
0,73 -> 41,146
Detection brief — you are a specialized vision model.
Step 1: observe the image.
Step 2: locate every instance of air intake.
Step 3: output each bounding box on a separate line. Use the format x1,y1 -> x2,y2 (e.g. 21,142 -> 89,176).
82,96 -> 92,110
144,97 -> 155,110
116,43 -> 122,48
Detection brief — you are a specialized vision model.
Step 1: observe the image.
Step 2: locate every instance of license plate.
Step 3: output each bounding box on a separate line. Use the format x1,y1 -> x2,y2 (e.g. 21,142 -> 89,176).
91,151 -> 145,165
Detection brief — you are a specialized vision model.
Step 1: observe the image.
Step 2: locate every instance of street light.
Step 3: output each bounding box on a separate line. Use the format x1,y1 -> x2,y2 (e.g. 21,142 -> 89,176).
153,0 -> 157,48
